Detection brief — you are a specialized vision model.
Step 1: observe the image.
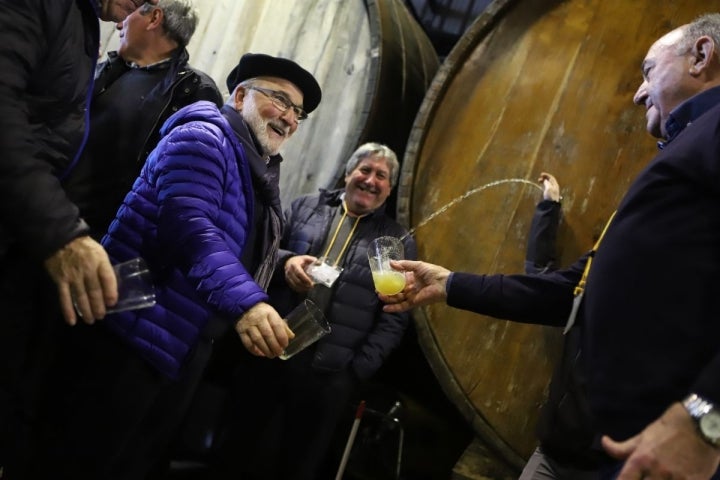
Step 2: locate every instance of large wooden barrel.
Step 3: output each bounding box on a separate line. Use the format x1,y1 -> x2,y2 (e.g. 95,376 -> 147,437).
100,0 -> 438,207
397,0 -> 712,471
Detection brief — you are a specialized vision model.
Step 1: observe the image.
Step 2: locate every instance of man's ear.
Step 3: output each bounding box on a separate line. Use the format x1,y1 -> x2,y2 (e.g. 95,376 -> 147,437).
233,86 -> 248,111
148,8 -> 164,30
689,36 -> 715,75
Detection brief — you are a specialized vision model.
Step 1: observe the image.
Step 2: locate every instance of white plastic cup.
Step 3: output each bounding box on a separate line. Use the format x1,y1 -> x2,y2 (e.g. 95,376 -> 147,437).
106,257 -> 157,314
367,236 -> 406,295
279,299 -> 331,360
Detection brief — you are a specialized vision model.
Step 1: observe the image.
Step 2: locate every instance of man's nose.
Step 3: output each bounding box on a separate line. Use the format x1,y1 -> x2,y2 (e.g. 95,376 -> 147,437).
633,82 -> 648,105
362,174 -> 377,185
279,107 -> 300,126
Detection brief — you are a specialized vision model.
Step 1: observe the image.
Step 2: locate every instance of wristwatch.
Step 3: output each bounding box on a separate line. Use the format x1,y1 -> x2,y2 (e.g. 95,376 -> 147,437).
683,393 -> 720,448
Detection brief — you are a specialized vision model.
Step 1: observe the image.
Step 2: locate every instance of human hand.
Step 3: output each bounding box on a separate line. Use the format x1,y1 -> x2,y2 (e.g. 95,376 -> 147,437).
539,172 -> 561,202
235,302 -> 294,358
44,236 -> 118,326
284,255 -> 317,293
602,402 -> 720,479
379,260 -> 451,313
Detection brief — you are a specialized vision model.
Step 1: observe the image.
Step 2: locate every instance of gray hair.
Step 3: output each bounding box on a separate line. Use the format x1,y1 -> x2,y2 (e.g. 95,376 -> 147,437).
679,13 -> 720,58
140,0 -> 198,47
224,79 -> 256,107
345,142 -> 400,187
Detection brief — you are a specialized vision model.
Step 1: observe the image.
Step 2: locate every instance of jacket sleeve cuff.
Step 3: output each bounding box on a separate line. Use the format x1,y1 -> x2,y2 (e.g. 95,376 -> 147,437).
447,272 -> 485,310
40,218 -> 91,261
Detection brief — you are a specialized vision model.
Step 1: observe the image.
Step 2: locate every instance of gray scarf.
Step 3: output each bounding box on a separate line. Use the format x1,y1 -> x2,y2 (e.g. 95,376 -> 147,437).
253,201 -> 282,290
220,105 -> 284,290
247,153 -> 283,291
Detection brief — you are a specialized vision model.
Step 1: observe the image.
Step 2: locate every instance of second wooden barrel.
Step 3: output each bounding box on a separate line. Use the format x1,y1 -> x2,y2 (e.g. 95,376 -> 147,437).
397,0 -> 712,470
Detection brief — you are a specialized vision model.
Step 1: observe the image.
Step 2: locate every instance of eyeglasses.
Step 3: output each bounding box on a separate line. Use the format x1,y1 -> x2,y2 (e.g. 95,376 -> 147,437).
247,86 -> 308,121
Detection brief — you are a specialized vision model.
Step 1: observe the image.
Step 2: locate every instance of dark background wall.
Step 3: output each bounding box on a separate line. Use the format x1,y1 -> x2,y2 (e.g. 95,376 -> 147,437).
405,0 -> 493,58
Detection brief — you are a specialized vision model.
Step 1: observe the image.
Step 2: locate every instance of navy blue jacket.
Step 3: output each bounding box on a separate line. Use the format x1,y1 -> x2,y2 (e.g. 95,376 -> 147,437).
583,87 -> 720,440
270,189 -> 416,380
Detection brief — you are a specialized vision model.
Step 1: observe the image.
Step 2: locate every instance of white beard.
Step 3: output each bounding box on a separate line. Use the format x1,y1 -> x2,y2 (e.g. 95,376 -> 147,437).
241,99 -> 283,157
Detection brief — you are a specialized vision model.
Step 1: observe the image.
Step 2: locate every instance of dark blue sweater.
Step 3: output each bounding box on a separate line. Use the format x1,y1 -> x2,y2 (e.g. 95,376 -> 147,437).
269,189 -> 416,380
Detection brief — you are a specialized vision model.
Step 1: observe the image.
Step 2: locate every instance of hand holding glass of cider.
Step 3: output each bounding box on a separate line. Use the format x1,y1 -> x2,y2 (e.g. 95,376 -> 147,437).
367,236 -> 406,295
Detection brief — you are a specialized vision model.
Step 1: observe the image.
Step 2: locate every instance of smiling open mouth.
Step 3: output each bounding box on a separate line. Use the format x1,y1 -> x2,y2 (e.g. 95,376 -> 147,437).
270,124 -> 285,137
357,184 -> 377,194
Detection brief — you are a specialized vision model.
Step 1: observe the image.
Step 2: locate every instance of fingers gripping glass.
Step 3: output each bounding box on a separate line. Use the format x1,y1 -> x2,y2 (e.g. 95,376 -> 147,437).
72,258 -> 156,317
248,86 -> 308,121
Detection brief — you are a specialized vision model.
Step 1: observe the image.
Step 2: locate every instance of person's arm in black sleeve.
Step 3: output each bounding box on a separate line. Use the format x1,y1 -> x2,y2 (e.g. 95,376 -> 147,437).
0,2 -> 90,260
525,199 -> 562,274
447,253 -> 589,327
525,172 -> 562,274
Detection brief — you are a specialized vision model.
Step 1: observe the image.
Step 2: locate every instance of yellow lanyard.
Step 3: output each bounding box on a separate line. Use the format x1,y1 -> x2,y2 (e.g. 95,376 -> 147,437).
564,211 -> 616,334
321,200 -> 362,267
573,211 -> 616,297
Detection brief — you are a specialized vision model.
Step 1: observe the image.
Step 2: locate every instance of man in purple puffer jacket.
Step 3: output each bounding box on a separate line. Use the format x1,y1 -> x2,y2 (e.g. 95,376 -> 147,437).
29,53 -> 322,480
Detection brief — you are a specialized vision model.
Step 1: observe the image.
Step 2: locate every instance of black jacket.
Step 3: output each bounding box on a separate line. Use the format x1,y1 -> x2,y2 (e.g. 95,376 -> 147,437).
269,189 -> 416,380
0,0 -> 99,260
63,48 -> 223,238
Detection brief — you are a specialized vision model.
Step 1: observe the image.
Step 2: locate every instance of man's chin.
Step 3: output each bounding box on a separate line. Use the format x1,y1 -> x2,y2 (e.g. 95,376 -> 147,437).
352,201 -> 376,216
263,145 -> 282,157
649,125 -> 663,139
257,137 -> 283,157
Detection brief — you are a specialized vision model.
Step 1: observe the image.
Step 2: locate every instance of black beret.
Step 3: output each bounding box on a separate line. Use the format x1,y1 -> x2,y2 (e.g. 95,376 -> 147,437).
225,53 -> 322,114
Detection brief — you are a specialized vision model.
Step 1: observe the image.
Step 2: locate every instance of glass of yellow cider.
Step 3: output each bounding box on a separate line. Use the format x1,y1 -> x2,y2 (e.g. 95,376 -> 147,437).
367,236 -> 406,295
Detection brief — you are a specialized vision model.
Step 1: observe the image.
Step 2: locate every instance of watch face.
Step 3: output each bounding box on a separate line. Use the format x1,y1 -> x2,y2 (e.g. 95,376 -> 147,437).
699,410 -> 720,441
